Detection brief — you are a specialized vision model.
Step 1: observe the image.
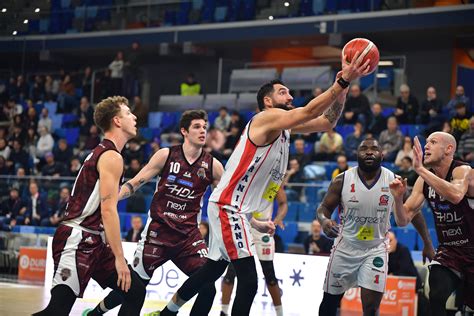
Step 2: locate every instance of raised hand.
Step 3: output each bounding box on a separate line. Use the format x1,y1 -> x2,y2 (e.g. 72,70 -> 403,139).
341,51 -> 371,82
412,136 -> 424,172
389,176 -> 407,200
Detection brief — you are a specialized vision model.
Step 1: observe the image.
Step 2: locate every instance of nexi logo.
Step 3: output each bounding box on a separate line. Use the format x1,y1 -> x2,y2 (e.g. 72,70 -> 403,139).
167,200 -> 186,211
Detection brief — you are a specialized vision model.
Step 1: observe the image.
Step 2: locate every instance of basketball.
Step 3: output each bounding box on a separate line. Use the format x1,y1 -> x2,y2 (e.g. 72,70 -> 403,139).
342,38 -> 380,74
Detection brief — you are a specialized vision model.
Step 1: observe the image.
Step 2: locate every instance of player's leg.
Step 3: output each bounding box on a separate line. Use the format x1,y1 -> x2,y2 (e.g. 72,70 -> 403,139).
221,264 -> 236,316
159,259 -> 229,315
231,256 -> 258,316
33,285 -> 77,315
318,292 -> 345,316
86,290 -> 125,316
360,287 -> 384,316
260,260 -> 283,316
429,265 -> 460,316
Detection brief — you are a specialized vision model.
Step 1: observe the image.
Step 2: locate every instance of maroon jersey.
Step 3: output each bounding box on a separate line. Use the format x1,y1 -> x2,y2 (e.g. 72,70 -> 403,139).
423,160 -> 474,249
62,139 -> 120,232
149,145 -> 213,242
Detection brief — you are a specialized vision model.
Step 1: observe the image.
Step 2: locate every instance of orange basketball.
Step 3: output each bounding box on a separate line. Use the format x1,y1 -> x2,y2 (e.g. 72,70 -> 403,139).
342,38 -> 380,74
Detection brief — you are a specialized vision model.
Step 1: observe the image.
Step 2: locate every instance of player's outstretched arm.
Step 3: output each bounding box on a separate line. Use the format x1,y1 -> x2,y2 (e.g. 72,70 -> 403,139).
412,136 -> 471,204
97,150 -> 131,292
119,148 -> 170,200
390,176 -> 425,226
273,187 -> 288,230
317,173 -> 343,238
411,212 -> 435,263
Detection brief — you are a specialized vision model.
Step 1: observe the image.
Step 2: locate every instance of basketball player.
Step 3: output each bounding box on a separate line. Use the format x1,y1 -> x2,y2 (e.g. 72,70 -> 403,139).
220,188 -> 288,316
318,138 -> 407,316
87,110 -> 224,316
389,132 -> 474,316
34,96 -> 146,316
150,51 -> 371,316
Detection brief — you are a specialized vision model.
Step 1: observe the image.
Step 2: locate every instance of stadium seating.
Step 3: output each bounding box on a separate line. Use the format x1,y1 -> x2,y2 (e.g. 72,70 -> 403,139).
229,68 -> 278,93
281,66 -> 333,90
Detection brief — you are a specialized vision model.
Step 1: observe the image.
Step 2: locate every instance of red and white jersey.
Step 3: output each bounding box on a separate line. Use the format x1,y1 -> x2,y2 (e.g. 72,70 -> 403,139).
210,119 -> 290,214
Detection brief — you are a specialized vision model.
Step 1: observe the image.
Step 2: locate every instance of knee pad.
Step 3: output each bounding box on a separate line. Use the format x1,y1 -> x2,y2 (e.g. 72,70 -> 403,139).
260,260 -> 278,287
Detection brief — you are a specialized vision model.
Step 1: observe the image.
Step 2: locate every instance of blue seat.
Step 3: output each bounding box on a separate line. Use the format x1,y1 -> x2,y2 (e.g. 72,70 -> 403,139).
335,125 -> 354,139
44,101 -> 58,114
382,107 -> 394,118
148,112 -> 163,129
277,221 -> 298,246
161,112 -> 178,131
214,6 -> 227,22
285,202 -> 299,221
51,114 -> 63,132
299,204 -> 316,222
118,199 -> 127,214
65,128 -> 79,146
144,194 -> 154,211
139,127 -> 154,141
62,114 -> 78,127
207,111 -> 219,126
393,227 -> 418,250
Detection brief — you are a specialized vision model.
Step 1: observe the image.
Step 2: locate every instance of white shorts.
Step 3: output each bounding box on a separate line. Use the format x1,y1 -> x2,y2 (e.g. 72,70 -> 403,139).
251,227 -> 274,261
323,237 -> 389,295
207,202 -> 256,262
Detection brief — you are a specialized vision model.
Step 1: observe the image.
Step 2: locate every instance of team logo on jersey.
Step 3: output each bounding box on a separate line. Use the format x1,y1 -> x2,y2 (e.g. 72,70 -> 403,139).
167,175 -> 176,183
379,195 -> 389,206
60,268 -> 71,281
84,236 -> 94,245
348,195 -> 359,203
184,171 -> 192,178
197,167 -> 207,180
381,186 -> 389,192
201,161 -> 208,169
373,257 -> 384,268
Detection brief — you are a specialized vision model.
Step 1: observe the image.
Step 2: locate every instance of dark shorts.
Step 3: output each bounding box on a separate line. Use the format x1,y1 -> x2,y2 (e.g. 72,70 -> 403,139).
132,219 -> 208,280
433,246 -> 474,308
51,225 -> 116,297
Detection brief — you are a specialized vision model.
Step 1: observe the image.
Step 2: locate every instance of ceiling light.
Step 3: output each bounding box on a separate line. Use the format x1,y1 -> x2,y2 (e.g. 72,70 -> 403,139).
378,61 -> 394,66
23,19 -> 28,24
35,8 -> 40,13
376,73 -> 388,78
1,8 -> 6,13
12,30 -> 17,35
268,15 -> 274,20
284,2 -> 290,6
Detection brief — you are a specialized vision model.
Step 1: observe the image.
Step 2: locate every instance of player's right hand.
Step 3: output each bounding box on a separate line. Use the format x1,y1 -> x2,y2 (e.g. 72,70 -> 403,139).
389,176 -> 407,199
341,51 -> 371,82
322,219 -> 339,238
115,257 -> 131,292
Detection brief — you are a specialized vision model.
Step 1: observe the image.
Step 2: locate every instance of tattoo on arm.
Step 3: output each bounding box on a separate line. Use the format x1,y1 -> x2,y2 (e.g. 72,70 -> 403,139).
139,178 -> 145,185
323,100 -> 344,124
101,194 -> 112,203
330,88 -> 337,100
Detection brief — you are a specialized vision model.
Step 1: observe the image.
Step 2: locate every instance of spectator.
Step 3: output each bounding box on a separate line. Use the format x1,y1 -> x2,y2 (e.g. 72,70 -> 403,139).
367,103 -> 387,137
69,157 -> 82,177
24,127 -> 38,159
331,155 -> 350,179
205,127 -> 226,162
395,84 -> 419,124
291,138 -> 312,168
57,74 -> 77,113
458,116 -> 474,164
124,42 -> 142,98
227,110 -> 245,135
342,84 -> 371,125
304,220 -> 333,255
199,221 -> 210,245
7,139 -> 30,174
124,158 -> 141,179
419,86 -> 443,135
379,116 -> 403,162
125,216 -> 144,242
24,106 -> 38,131
37,108 -> 52,134
77,96 -> 94,136
450,102 -> 471,141
11,167 -> 29,198
446,85 -> 470,116
36,126 -> 54,160
97,69 -> 113,102
0,137 -> 11,160
30,75 -> 45,102
0,156 -> 9,175
304,86 -> 324,106
16,75 -> 29,101
214,106 -> 231,131
23,181 -> 49,226
344,121 -> 365,161
149,139 -> 161,159
180,73 -> 201,96
395,136 -> 414,167
42,186 -> 70,227
53,139 -> 73,165
132,96 -> 148,128
123,138 -> 145,165
44,75 -> 54,100
283,158 -> 305,200
83,125 -> 101,152
41,152 -> 67,177
223,125 -> 240,158
0,187 -> 26,230
396,157 -> 418,188
442,121 -> 452,133
7,77 -> 18,101
314,128 -> 343,161
109,51 -> 125,95
81,66 -> 93,100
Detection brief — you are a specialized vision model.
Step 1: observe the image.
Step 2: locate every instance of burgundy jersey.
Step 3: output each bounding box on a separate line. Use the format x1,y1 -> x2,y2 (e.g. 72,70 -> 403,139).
62,139 -> 120,232
423,160 -> 474,249
149,145 -> 213,240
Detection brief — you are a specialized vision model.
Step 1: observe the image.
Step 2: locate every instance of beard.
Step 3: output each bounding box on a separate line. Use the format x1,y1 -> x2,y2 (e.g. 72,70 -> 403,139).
273,102 -> 292,111
357,156 -> 382,173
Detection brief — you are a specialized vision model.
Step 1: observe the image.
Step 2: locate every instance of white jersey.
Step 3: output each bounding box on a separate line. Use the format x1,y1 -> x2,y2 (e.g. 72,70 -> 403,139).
252,203 -> 273,222
338,167 -> 395,248
210,118 -> 290,214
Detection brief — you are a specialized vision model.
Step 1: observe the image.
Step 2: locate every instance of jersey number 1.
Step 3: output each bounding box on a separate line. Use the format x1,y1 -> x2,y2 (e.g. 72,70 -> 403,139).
350,183 -> 355,193
374,275 -> 380,284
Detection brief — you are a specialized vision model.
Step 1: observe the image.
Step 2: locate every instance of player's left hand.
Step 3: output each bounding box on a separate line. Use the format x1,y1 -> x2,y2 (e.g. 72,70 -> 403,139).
412,136 -> 424,172
422,243 -> 435,264
389,176 -> 407,199
254,220 -> 275,236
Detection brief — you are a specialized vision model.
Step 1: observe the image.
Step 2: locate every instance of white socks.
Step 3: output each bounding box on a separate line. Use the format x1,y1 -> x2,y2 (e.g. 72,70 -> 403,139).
275,304 -> 283,316
166,300 -> 181,312
221,304 -> 230,315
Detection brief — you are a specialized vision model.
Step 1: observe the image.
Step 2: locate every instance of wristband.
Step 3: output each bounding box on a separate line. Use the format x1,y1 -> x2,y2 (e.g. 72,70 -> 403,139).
124,182 -> 134,195
337,77 -> 350,89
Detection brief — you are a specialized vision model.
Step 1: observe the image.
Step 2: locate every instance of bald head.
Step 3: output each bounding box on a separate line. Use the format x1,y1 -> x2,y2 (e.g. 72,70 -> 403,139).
430,132 -> 457,154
